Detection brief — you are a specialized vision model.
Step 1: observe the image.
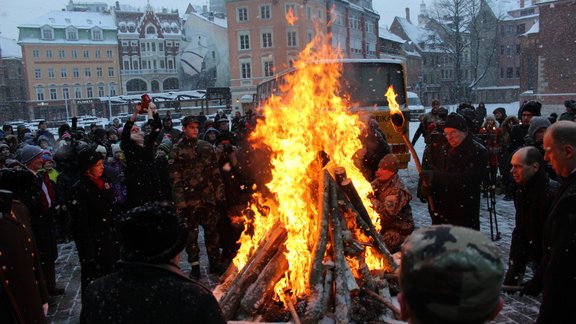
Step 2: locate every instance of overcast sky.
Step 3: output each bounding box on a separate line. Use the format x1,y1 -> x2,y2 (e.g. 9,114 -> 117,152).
0,0 -> 428,40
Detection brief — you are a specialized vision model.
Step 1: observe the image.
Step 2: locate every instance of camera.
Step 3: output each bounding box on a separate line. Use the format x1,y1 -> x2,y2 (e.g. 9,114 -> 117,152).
140,94 -> 151,114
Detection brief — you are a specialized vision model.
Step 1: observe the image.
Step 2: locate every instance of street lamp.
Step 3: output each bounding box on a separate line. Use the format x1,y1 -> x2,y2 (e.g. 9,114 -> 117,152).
108,84 -> 113,121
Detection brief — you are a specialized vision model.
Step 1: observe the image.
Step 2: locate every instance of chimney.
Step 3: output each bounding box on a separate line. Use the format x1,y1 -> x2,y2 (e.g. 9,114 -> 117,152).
202,5 -> 208,13
115,1 -> 120,10
520,0 -> 525,8
406,8 -> 411,23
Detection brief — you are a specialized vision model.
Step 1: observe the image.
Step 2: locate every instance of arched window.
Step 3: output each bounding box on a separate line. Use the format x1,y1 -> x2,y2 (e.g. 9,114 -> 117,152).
146,25 -> 156,35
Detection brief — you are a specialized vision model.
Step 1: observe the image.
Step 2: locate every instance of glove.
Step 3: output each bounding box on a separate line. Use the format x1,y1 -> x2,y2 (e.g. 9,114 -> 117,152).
519,279 -> 542,297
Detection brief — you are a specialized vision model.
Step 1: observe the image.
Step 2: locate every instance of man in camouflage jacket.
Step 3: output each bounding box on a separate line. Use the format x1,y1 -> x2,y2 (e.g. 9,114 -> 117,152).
169,116 -> 226,278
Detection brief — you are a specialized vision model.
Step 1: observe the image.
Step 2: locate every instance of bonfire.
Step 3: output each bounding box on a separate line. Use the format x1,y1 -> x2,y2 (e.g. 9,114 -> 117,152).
215,21 -> 405,324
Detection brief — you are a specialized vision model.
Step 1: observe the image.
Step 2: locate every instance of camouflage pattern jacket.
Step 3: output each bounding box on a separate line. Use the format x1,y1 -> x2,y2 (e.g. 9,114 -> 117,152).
169,136 -> 225,210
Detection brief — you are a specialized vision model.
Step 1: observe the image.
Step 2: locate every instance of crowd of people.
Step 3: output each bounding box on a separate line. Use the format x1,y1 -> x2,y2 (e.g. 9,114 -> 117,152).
0,97 -> 575,323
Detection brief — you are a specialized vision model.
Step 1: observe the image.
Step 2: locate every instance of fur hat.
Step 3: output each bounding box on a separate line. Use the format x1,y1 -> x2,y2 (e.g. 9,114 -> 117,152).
117,202 -> 188,264
378,153 -> 399,173
521,101 -> 542,116
18,145 -> 43,165
444,113 -> 468,132
111,143 -> 122,154
77,148 -> 103,172
95,145 -> 107,156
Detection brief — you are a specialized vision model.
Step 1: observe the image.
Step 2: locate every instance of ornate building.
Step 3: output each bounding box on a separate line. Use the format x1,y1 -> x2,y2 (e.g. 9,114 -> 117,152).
113,3 -> 182,94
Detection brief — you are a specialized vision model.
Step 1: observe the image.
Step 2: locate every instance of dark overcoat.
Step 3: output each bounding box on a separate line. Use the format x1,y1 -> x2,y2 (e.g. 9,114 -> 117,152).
429,134 -> 488,229
80,262 -> 226,324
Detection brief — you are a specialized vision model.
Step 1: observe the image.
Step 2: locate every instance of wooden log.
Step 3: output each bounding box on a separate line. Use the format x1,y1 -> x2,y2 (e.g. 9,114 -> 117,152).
329,179 -> 352,323
363,287 -> 401,319
359,257 -> 376,292
286,298 -> 302,324
321,261 -> 334,314
240,247 -> 289,314
335,178 -> 397,271
219,223 -> 287,320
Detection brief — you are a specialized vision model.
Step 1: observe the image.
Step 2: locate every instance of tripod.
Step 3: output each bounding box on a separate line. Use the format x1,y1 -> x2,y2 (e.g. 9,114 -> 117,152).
486,182 -> 501,241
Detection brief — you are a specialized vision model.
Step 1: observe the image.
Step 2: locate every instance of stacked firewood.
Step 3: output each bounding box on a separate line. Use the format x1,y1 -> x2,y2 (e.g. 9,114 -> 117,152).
215,168 -> 401,323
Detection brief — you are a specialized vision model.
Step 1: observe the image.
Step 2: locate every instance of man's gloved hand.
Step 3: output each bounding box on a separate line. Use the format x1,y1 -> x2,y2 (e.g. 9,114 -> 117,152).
519,279 -> 542,297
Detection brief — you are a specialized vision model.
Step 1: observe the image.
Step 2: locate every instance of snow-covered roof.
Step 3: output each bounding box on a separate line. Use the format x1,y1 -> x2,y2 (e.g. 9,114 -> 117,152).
190,12 -> 227,29
486,0 -> 536,20
379,27 -> 405,43
18,11 -> 116,30
395,17 -> 443,53
0,36 -> 22,59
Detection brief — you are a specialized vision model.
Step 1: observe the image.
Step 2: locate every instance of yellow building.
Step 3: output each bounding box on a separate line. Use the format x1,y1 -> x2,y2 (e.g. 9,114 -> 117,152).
18,10 -> 121,120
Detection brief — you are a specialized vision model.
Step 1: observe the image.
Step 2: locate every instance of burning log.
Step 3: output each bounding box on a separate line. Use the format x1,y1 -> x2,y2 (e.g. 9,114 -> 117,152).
321,260 -> 334,314
333,174 -> 396,271
240,247 -> 289,315
329,178 -> 353,323
219,223 -> 287,319
363,287 -> 401,319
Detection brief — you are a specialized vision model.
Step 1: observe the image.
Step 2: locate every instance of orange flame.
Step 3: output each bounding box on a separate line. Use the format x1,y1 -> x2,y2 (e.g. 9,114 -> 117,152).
286,7 -> 298,25
232,33 -> 387,304
385,85 -> 405,133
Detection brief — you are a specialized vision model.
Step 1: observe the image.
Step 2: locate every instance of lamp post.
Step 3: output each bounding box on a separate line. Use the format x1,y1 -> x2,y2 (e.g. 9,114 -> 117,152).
108,84 -> 113,121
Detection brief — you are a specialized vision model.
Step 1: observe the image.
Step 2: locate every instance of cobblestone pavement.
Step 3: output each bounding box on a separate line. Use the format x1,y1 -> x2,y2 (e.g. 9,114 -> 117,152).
46,123 -> 542,323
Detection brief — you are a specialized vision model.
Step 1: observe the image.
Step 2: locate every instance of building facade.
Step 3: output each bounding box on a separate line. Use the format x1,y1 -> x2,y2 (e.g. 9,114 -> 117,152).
113,3 -> 182,95
0,37 -> 28,122
225,0 -> 379,111
18,10 -> 121,120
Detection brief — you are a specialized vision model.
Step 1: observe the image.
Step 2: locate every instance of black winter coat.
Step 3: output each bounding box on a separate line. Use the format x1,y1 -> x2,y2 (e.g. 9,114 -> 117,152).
535,172 -> 576,324
121,114 -> 169,208
0,200 -> 48,324
429,134 -> 488,229
80,262 -> 226,324
505,169 -> 559,284
69,175 -> 119,293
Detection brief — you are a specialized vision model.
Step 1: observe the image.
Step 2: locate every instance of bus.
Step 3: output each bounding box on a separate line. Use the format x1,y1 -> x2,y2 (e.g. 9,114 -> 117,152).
255,58 -> 411,168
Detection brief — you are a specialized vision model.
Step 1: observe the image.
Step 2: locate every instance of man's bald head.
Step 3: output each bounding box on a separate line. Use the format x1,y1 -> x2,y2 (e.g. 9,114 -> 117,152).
511,147 -> 542,185
543,121 -> 576,177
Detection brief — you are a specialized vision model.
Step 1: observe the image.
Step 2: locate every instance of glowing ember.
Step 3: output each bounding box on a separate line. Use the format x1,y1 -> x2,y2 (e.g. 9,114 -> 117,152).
232,33 -> 388,303
285,7 -> 298,25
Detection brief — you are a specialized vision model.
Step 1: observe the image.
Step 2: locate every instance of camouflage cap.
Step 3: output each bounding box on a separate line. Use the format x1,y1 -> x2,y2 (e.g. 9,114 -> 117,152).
399,225 -> 504,323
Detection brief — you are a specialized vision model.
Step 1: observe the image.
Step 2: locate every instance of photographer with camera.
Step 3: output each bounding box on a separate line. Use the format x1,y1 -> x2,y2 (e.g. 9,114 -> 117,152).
121,95 -> 169,208
479,115 -> 502,192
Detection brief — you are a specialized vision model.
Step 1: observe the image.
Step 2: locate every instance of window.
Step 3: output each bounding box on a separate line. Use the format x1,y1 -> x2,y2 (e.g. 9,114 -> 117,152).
239,32 -> 250,50
83,50 -> 89,58
240,61 -> 252,79
72,49 -> 78,58
36,88 -> 44,100
85,68 -> 91,77
50,88 -> 57,100
96,67 -> 103,77
108,67 -> 114,77
41,27 -> 53,40
516,44 -> 521,55
107,50 -> 113,58
73,68 -> 79,78
159,43 -> 164,52
47,68 -> 55,78
500,68 -> 505,79
146,25 -> 156,35
75,86 -> 82,98
237,7 -> 248,22
506,67 -> 514,78
33,50 -> 39,58
98,86 -> 105,97
95,50 -> 101,58
307,7 -> 312,20
516,67 -> 521,78
287,30 -> 298,47
263,60 -> 274,77
261,31 -> 273,48
59,49 -> 65,58
35,69 -> 42,79
62,88 -> 69,99
87,86 -> 94,98
500,45 -> 504,55
61,68 -> 67,78
67,27 -> 78,40
92,28 -> 102,41
517,24 -> 526,35
317,9 -> 323,20
46,50 -> 52,58
349,15 -> 360,30
260,5 -> 271,19
109,86 -> 116,96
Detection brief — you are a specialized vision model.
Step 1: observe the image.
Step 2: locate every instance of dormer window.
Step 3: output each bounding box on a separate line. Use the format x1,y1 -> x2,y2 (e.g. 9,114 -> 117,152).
92,28 -> 102,41
146,25 -> 156,35
66,27 -> 78,41
42,26 -> 54,40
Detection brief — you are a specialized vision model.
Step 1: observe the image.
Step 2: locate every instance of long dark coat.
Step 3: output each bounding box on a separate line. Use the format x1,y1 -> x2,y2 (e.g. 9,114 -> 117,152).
0,200 -> 48,324
69,175 -> 119,294
505,169 -> 559,285
428,134 -> 488,229
121,114 -> 168,208
80,262 -> 226,324
534,172 -> 576,323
